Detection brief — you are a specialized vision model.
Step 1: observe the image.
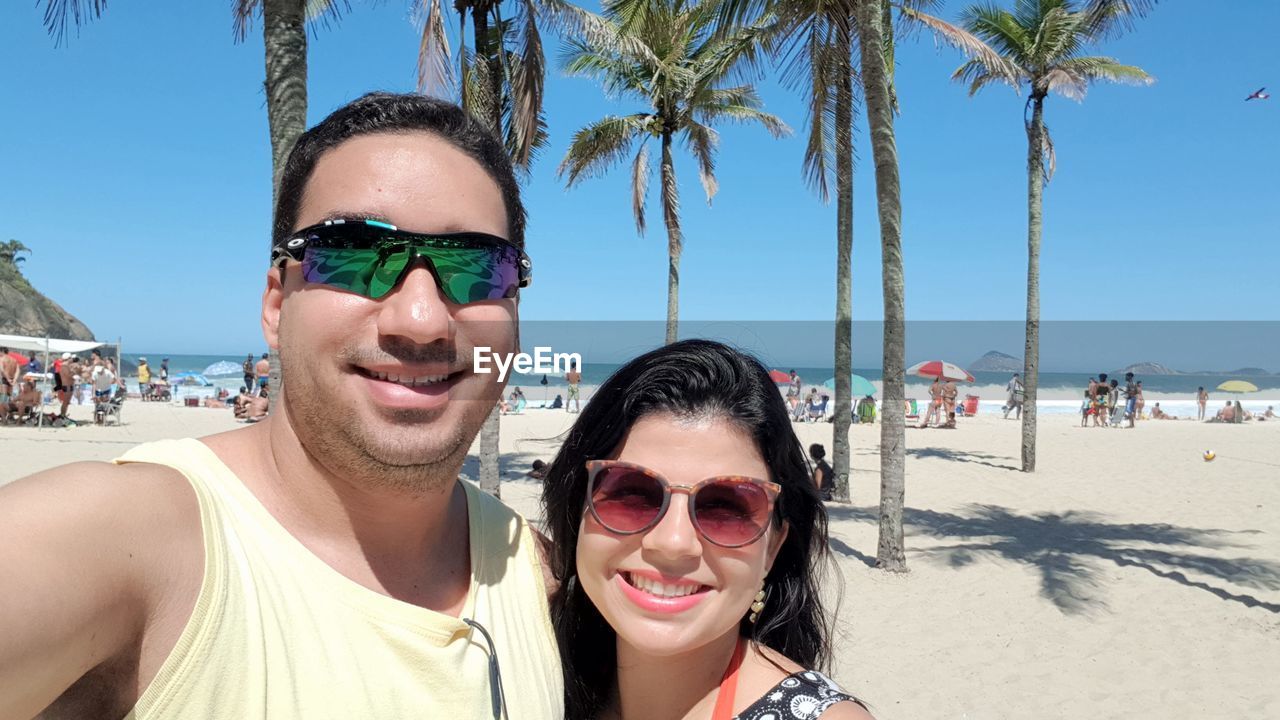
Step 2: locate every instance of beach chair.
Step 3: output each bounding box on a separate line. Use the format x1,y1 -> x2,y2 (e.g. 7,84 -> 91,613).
98,391 -> 126,426
807,398 -> 829,422
904,398 -> 920,424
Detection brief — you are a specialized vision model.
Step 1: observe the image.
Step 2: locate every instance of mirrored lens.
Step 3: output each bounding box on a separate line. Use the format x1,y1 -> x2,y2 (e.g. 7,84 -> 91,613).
301,246 -> 398,297
692,481 -> 771,547
590,467 -> 666,533
430,246 -> 522,303
302,244 -> 519,303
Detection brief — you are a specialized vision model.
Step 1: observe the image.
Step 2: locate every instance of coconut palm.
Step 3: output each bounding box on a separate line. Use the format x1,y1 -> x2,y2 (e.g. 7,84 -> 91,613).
558,0 -> 789,346
0,240 -> 32,269
906,0 -> 1155,472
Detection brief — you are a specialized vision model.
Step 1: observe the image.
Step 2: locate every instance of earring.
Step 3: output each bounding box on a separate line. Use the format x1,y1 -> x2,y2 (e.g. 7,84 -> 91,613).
748,586 -> 767,624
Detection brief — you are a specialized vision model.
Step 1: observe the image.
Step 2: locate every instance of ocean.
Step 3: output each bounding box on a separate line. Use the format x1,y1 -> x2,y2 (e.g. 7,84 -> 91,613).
123,353 -> 1280,417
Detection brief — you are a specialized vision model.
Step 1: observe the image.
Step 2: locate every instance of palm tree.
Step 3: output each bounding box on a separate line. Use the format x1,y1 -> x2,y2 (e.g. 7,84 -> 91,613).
0,240 -> 32,269
855,0 -> 908,570
907,0 -> 1155,472
558,0 -> 789,346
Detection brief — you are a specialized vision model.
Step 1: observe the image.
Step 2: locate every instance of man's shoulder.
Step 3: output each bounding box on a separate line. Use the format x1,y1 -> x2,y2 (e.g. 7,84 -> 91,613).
5,456 -> 198,533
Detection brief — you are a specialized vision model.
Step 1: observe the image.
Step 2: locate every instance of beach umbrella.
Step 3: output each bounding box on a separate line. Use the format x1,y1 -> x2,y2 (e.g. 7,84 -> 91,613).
5,351 -> 29,367
171,371 -> 213,387
767,369 -> 792,384
822,374 -> 876,397
203,360 -> 243,377
1217,380 -> 1259,393
906,360 -> 975,382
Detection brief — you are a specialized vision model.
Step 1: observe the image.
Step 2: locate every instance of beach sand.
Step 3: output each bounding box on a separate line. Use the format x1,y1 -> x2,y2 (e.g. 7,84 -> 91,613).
3,401 -> 1277,719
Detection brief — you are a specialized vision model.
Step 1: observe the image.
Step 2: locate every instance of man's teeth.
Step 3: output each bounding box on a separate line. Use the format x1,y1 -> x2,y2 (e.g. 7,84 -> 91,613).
628,573 -> 703,598
367,370 -> 449,387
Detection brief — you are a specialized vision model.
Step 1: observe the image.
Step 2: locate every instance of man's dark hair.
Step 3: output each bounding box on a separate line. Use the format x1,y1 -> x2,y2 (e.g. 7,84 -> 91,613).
272,92 -> 526,251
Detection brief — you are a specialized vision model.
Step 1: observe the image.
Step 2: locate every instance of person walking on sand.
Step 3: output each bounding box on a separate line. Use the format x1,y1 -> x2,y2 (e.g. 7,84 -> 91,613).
1108,379 -> 1122,426
1197,386 -> 1208,421
137,357 -> 152,400
1135,381 -> 1146,419
243,353 -> 256,393
565,362 -> 581,413
0,93 -> 561,720
0,348 -> 19,411
254,352 -> 270,391
1004,373 -> 1024,419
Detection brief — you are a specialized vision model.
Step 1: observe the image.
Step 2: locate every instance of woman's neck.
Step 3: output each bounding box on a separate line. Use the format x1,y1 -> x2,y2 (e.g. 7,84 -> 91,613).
610,631 -> 741,720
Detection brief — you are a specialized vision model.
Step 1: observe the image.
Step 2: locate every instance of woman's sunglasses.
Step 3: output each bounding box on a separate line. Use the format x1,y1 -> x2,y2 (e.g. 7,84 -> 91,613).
585,460 -> 781,548
270,219 -> 532,304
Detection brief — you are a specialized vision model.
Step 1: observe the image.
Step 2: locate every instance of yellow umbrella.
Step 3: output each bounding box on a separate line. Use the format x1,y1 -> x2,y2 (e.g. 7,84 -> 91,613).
1217,380 -> 1259,393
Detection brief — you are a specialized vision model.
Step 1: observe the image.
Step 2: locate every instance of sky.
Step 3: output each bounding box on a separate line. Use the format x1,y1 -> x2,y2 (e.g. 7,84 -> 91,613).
0,1 -> 1277,359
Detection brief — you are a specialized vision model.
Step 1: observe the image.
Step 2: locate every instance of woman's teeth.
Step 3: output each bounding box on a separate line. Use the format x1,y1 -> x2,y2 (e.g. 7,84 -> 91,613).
627,573 -> 704,598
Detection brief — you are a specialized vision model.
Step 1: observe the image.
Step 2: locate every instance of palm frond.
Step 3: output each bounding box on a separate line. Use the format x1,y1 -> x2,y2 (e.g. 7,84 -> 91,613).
1056,55 -> 1154,85
1078,0 -> 1159,40
902,7 -> 1022,87
957,3 -> 1031,61
508,0 -> 547,169
954,58 -> 1013,96
696,102 -> 790,138
558,114 -> 649,187
1041,120 -> 1056,181
1026,6 -> 1081,68
681,120 -> 720,203
233,0 -> 261,43
415,0 -> 455,99
795,18 -> 840,201
560,38 -> 650,99
41,0 -> 108,46
303,0 -> 350,34
631,142 -> 651,234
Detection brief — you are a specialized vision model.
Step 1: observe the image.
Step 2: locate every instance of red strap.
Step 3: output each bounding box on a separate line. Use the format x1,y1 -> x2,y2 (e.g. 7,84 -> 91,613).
711,637 -> 746,720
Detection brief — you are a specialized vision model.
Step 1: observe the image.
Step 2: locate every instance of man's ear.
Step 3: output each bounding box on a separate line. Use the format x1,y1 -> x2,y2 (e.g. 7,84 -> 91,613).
262,267 -> 284,349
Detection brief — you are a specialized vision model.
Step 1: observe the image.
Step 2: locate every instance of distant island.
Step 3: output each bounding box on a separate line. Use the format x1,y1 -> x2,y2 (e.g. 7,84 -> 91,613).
969,350 -> 1022,373
1115,362 -> 1182,376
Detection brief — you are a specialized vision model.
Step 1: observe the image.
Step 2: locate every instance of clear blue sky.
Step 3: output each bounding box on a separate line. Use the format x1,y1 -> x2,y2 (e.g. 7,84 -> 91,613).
1,1 -> 1276,356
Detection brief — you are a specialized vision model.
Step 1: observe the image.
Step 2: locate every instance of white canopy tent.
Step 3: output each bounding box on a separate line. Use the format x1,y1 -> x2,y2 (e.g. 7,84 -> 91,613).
1,333 -> 109,428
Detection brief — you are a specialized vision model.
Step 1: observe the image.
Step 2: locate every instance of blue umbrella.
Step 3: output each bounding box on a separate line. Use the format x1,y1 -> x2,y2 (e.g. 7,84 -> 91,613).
822,375 -> 876,397
171,371 -> 213,387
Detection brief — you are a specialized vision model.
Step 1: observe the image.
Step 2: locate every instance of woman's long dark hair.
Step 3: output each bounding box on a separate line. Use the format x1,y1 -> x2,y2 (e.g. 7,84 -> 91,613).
541,339 -> 835,719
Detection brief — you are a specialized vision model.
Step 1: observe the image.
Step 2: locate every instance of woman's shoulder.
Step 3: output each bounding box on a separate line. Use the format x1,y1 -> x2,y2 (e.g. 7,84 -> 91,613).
738,646 -> 873,720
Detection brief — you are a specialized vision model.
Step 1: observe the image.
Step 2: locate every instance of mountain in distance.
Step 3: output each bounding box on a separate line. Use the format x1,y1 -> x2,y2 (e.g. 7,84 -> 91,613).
1116,361 -> 1182,376
1222,367 -> 1272,376
0,251 -> 94,341
969,350 -> 1022,373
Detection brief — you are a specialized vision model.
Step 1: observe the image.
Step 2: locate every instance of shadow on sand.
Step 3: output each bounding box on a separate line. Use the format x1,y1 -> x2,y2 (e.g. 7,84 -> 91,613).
906,446 -> 1021,471
826,503 -> 1280,615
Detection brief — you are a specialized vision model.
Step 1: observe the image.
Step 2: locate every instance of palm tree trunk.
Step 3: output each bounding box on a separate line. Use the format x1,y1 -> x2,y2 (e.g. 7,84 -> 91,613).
1021,94 -> 1045,473
831,21 -> 854,503
859,0 -> 906,572
263,0 -> 308,407
661,131 -> 682,345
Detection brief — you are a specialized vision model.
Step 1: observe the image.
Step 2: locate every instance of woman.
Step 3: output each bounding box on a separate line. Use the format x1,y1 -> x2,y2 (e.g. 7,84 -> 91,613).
809,444 -> 835,502
542,340 -> 870,720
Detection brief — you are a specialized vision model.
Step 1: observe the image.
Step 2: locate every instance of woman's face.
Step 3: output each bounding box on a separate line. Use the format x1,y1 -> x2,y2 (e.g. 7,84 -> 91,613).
576,413 -> 787,658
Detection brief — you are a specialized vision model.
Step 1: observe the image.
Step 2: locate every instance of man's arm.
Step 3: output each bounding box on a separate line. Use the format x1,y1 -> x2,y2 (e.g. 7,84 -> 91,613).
0,461 -> 198,718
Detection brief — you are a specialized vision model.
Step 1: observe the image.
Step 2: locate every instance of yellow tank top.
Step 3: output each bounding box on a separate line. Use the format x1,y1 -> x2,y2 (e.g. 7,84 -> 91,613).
114,438 -> 563,720
138,365 -> 150,383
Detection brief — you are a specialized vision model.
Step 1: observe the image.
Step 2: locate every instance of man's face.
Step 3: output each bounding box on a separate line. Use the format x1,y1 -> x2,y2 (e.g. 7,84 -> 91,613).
262,132 -> 519,492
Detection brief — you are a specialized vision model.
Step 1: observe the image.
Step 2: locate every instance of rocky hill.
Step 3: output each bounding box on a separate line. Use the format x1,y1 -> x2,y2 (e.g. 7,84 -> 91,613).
1223,367 -> 1272,376
0,262 -> 94,341
969,350 -> 1022,373
1115,362 -> 1182,376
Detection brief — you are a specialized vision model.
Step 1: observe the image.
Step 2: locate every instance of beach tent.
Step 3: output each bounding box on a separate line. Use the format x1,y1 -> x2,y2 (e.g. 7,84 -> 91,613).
0,333 -> 107,429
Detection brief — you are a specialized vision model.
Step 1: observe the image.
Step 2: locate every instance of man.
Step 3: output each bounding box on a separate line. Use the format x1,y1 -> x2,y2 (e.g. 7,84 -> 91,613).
1123,372 -> 1138,428
565,361 -> 581,413
26,351 -> 42,375
1093,373 -> 1110,427
788,369 -> 802,400
920,376 -> 943,428
0,94 -> 561,719
55,352 -> 74,418
15,379 -> 41,420
137,357 -> 152,400
0,347 -> 19,411
254,352 -> 270,391
91,364 -> 116,425
243,352 -> 256,392
1003,373 -> 1023,419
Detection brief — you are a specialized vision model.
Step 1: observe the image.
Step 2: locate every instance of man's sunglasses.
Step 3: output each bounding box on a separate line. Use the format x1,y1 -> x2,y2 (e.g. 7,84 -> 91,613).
584,460 -> 781,548
270,219 -> 532,304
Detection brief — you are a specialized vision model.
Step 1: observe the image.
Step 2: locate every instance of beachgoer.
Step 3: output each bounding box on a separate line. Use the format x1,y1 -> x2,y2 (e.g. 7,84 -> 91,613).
566,362 -> 582,413
788,369 -> 802,400
137,357 -> 152,399
254,352 -> 270,390
855,395 -> 877,425
159,357 -> 170,384
90,348 -> 104,367
1093,374 -> 1110,427
920,377 -> 943,428
53,352 -> 72,417
243,353 -> 255,393
15,379 -> 41,419
1213,401 -> 1235,423
1196,386 -> 1208,421
1135,381 -> 1145,419
550,393 -> 564,410
528,459 -> 547,480
0,347 -> 18,411
0,93 -> 560,719
1123,372 -> 1138,428
541,340 -> 870,720
1003,373 -> 1024,419
26,351 -> 42,375
1108,379 -> 1122,426
809,442 -> 835,501
941,379 -> 958,428
1150,403 -> 1175,420
1265,406 -> 1276,419
1081,390 -> 1092,427
91,364 -> 117,425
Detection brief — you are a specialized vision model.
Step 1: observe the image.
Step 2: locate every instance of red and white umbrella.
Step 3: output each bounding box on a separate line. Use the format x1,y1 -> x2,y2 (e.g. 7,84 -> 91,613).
906,360 -> 974,382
